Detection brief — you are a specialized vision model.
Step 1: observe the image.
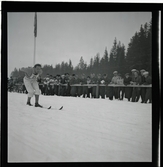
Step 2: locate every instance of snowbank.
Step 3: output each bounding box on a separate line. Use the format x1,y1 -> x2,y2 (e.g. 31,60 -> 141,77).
8,92 -> 152,162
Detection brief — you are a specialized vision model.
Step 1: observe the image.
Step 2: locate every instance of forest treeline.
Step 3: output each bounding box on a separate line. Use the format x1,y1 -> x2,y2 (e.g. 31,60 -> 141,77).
10,19 -> 152,81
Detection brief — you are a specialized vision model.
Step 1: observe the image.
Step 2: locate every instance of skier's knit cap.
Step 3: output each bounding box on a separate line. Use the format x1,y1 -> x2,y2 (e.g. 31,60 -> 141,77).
113,71 -> 118,74
125,73 -> 130,76
34,64 -> 42,68
131,69 -> 137,72
143,71 -> 149,76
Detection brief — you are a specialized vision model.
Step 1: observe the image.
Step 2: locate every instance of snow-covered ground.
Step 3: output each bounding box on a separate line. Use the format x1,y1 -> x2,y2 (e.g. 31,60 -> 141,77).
8,92 -> 152,162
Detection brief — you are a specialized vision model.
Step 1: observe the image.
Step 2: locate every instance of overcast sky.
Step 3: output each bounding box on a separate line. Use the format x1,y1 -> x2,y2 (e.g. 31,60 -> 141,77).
8,12 -> 151,76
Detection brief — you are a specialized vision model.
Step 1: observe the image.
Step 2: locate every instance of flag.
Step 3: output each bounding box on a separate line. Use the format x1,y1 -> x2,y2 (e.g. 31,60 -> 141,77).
34,12 -> 37,37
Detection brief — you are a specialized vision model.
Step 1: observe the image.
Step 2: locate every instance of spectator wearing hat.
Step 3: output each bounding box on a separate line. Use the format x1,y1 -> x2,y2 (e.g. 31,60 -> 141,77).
86,76 -> 92,98
81,74 -> 87,98
52,76 -> 57,95
110,71 -> 120,99
64,73 -> 71,96
49,75 -> 55,95
60,74 -> 66,96
131,70 -> 142,102
48,75 -> 54,95
117,73 -> 124,100
44,74 -> 50,95
143,72 -> 152,103
124,73 -> 132,101
107,74 -> 114,100
90,73 -> 97,98
54,74 -> 60,95
139,69 -> 146,103
70,74 -> 77,97
76,75 -> 82,97
98,74 -> 106,99
97,73 -> 104,99
131,69 -> 137,82
101,74 -> 110,99
53,76 -> 58,95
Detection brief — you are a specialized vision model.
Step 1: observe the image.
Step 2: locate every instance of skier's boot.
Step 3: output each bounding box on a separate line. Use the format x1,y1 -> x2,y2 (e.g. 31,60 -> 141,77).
35,103 -> 43,108
27,102 -> 33,106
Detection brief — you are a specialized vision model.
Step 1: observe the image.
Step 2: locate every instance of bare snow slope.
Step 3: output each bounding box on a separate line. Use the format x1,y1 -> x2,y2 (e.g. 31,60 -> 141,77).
8,92 -> 152,162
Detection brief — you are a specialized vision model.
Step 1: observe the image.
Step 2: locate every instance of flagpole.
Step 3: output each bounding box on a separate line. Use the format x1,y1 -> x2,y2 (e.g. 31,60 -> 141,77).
33,12 -> 37,66
34,36 -> 36,66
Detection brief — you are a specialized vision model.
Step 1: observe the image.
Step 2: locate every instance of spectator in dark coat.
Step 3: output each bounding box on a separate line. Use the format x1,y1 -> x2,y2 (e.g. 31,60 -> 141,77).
49,75 -> 55,95
117,74 -> 124,100
60,75 -> 66,96
81,74 -> 87,98
108,75 -> 114,100
44,74 -> 50,95
70,74 -> 77,97
65,73 -> 71,96
76,75 -> 82,97
99,74 -> 105,99
86,76 -> 92,98
131,70 -> 141,102
143,72 -> 152,103
124,73 -> 132,101
90,73 -> 97,98
96,74 -> 102,98
131,69 -> 137,81
54,74 -> 61,95
101,74 -> 110,97
140,69 -> 146,103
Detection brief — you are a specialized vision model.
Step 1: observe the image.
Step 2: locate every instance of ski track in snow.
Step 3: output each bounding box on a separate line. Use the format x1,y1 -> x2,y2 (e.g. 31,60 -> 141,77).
8,92 -> 152,162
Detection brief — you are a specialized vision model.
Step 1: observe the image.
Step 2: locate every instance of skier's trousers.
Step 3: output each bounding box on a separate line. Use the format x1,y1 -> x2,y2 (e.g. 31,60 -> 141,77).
23,77 -> 41,97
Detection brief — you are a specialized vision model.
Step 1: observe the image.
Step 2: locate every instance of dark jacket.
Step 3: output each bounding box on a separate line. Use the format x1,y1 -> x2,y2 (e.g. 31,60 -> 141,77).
140,75 -> 145,85
101,76 -> 110,85
132,75 -> 141,85
60,78 -> 66,84
124,77 -> 132,85
143,76 -> 152,85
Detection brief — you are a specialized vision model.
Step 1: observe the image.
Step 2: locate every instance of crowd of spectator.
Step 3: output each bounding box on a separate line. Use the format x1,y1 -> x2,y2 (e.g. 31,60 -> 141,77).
8,68 -> 152,103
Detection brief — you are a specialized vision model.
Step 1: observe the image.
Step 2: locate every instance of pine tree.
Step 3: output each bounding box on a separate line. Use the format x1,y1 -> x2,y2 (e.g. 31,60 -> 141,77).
126,20 -> 152,72
93,53 -> 100,74
100,47 -> 109,74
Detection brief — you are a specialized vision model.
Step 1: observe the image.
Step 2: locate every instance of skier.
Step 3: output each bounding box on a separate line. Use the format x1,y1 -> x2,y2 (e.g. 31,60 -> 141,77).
20,64 -> 43,107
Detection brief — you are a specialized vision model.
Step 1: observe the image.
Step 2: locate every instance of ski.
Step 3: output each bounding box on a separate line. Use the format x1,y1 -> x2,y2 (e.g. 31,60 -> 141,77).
43,106 -> 51,109
43,106 -> 63,110
59,106 -> 63,110
29,105 -> 63,110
